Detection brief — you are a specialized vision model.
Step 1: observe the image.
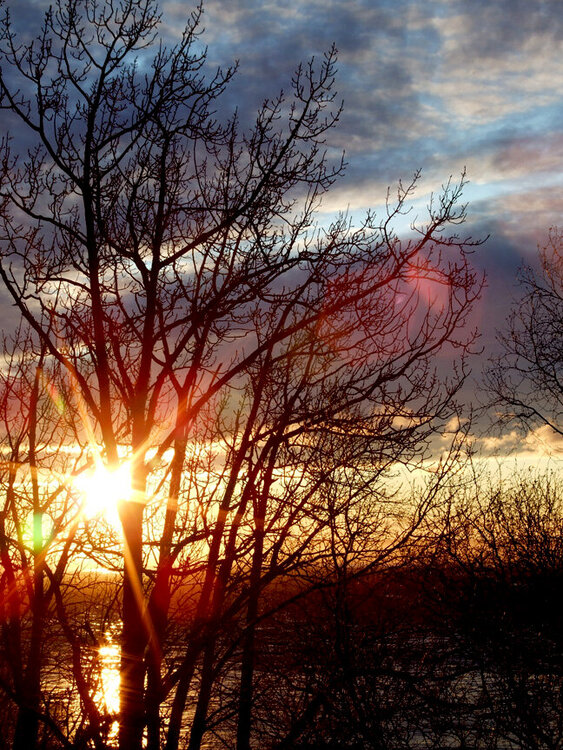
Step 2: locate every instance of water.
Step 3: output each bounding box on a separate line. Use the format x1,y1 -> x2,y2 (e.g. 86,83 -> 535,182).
42,619 -> 122,747
96,633 -> 120,745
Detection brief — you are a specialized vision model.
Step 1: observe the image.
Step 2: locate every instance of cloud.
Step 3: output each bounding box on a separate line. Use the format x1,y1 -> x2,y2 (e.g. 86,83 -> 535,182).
132,2 -> 563,212
471,424 -> 563,460
492,133 -> 563,180
435,0 -> 563,64
488,189 -> 563,255
5,0 -> 563,410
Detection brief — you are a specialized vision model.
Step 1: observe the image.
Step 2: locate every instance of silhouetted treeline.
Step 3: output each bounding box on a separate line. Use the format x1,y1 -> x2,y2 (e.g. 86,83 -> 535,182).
201,474 -> 563,750
2,475 -> 562,749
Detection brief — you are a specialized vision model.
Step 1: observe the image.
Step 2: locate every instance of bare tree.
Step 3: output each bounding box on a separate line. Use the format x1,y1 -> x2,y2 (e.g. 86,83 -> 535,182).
0,1 -> 482,748
486,228 -> 563,439
430,472 -> 563,750
0,326 -> 118,749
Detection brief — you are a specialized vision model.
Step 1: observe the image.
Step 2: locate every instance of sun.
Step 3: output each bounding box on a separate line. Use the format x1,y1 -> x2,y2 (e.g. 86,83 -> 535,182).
75,462 -> 132,523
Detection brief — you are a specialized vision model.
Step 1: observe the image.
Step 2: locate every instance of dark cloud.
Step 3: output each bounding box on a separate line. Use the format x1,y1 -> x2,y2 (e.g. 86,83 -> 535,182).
3,0 -> 50,36
442,0 -> 563,62
3,0 -> 563,376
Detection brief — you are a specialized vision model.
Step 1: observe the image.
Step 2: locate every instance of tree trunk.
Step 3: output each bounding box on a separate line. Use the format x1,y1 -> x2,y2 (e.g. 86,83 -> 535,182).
187,638 -> 217,750
12,571 -> 43,750
164,643 -> 200,750
165,440 -> 259,750
236,499 -> 266,750
146,436 -> 186,750
13,363 -> 43,750
119,498 -> 146,750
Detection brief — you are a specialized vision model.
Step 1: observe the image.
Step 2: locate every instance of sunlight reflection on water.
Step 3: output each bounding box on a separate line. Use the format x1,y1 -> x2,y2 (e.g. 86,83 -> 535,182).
97,630 -> 120,744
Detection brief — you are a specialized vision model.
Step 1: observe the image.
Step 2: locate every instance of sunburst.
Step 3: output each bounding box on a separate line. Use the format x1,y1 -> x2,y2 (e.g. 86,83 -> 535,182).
75,462 -> 131,525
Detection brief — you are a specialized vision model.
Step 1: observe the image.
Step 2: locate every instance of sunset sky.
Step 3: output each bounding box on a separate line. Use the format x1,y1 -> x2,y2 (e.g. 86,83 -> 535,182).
6,0 -> 563,460
3,7 -> 562,749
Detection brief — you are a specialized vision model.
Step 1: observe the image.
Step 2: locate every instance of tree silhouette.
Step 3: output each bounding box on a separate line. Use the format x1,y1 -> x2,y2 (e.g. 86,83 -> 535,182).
0,326 -> 113,749
0,1 -> 481,748
428,473 -> 563,750
486,228 -> 563,440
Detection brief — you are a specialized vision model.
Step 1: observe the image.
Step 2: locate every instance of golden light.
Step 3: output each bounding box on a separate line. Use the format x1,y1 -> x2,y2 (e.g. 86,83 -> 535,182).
95,637 -> 120,742
75,462 -> 132,524
98,642 -> 121,713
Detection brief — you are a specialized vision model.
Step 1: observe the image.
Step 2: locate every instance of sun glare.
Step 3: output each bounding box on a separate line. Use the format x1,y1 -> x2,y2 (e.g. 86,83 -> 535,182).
75,462 -> 131,523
